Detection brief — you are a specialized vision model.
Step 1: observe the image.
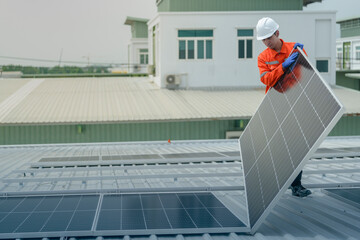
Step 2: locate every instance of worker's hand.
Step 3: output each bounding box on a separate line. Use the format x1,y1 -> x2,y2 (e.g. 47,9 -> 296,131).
294,43 -> 304,50
282,52 -> 299,69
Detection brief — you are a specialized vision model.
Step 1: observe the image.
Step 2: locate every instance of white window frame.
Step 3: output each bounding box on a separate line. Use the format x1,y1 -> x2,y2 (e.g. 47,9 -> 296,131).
237,29 -> 254,60
177,30 -> 214,60
138,49 -> 149,64
355,45 -> 360,61
336,47 -> 343,70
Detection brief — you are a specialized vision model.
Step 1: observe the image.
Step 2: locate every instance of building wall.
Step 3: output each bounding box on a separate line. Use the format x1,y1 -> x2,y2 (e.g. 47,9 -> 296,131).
341,27 -> 360,38
329,115 -> 360,136
128,39 -> 148,74
339,18 -> 360,38
336,71 -> 360,90
157,0 -> 303,12
0,120 -> 248,145
336,37 -> 360,71
148,11 -> 336,88
0,116 -> 357,145
133,22 -> 149,38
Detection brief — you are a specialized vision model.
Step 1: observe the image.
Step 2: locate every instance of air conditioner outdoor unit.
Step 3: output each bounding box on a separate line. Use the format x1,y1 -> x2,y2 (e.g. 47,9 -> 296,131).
166,74 -> 181,85
165,74 -> 181,89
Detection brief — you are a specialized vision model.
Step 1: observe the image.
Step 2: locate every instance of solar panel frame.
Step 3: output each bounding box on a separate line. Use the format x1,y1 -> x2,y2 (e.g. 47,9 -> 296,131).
239,48 -> 344,234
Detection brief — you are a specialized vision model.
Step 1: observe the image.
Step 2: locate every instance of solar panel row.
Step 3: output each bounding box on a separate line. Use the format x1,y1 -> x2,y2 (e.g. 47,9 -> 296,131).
39,152 -> 237,162
0,193 -> 246,237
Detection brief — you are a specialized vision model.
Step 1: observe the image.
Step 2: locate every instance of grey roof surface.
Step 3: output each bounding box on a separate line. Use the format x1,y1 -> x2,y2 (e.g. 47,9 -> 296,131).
0,77 -> 360,125
0,137 -> 360,239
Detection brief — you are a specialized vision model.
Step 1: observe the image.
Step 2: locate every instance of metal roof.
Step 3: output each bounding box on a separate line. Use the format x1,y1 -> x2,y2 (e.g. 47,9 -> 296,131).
303,0 -> 322,7
124,16 -> 150,25
0,136 -> 360,239
0,77 -> 359,125
336,16 -> 360,23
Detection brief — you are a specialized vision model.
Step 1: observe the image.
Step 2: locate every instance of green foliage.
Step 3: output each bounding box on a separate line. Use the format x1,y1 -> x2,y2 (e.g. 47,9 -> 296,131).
1,65 -> 109,74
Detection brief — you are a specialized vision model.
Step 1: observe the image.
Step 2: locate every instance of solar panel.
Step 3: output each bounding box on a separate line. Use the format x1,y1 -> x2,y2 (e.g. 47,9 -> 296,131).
102,154 -> 162,161
239,49 -> 344,233
40,156 -> 99,162
323,188 -> 360,209
96,193 -> 247,234
0,195 -> 99,237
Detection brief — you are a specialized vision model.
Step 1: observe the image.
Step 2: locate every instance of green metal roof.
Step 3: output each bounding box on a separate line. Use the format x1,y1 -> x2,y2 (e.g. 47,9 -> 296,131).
124,16 -> 149,25
156,0 -> 305,12
303,0 -> 322,6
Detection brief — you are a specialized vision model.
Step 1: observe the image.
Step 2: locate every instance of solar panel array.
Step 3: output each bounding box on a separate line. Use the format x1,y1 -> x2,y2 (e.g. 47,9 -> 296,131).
239,49 -> 344,233
0,193 -> 247,238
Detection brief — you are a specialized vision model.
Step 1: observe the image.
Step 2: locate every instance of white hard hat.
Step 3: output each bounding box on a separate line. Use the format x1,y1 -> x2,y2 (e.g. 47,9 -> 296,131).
256,17 -> 279,40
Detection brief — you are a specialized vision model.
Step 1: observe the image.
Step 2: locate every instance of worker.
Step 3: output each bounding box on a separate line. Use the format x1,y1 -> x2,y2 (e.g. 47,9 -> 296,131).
256,17 -> 312,198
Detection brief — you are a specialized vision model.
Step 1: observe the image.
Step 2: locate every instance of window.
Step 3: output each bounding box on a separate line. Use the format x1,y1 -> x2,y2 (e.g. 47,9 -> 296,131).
316,60 -> 329,73
356,46 -> 360,61
178,30 -> 213,60
336,47 -> 343,69
139,49 -> 148,64
237,29 -> 254,59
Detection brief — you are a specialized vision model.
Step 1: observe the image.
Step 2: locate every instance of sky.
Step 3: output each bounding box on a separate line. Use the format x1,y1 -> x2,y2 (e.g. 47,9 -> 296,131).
0,0 -> 157,67
0,0 -> 359,67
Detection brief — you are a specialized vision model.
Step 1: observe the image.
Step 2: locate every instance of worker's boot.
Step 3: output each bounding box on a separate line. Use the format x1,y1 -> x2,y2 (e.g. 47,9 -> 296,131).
290,185 -> 312,197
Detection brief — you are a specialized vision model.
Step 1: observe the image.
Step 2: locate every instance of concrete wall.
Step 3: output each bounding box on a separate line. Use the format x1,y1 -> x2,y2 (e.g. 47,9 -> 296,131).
148,11 -> 336,89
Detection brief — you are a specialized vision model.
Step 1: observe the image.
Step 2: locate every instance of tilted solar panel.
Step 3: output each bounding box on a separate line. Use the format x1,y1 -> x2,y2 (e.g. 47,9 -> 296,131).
239,49 -> 344,233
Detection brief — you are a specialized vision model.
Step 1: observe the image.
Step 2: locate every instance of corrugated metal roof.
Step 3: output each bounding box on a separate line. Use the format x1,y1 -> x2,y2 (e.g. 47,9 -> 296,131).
0,137 -> 360,239
0,77 -> 359,125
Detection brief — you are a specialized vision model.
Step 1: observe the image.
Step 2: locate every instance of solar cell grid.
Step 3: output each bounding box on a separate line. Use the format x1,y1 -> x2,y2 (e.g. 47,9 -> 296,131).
96,192 -> 246,232
0,195 -> 99,235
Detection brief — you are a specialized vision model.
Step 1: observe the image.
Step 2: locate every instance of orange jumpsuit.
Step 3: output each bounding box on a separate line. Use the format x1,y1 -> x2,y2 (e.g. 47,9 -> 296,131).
258,39 -> 306,93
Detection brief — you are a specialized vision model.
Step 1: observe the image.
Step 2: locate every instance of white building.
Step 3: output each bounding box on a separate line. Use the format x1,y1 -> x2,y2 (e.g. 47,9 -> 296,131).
336,17 -> 360,71
124,16 -> 149,74
335,16 -> 360,91
148,1 -> 336,89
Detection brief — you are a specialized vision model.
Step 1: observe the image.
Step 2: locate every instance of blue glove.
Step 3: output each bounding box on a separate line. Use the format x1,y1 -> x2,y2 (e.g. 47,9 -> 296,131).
282,52 -> 299,69
294,43 -> 304,50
